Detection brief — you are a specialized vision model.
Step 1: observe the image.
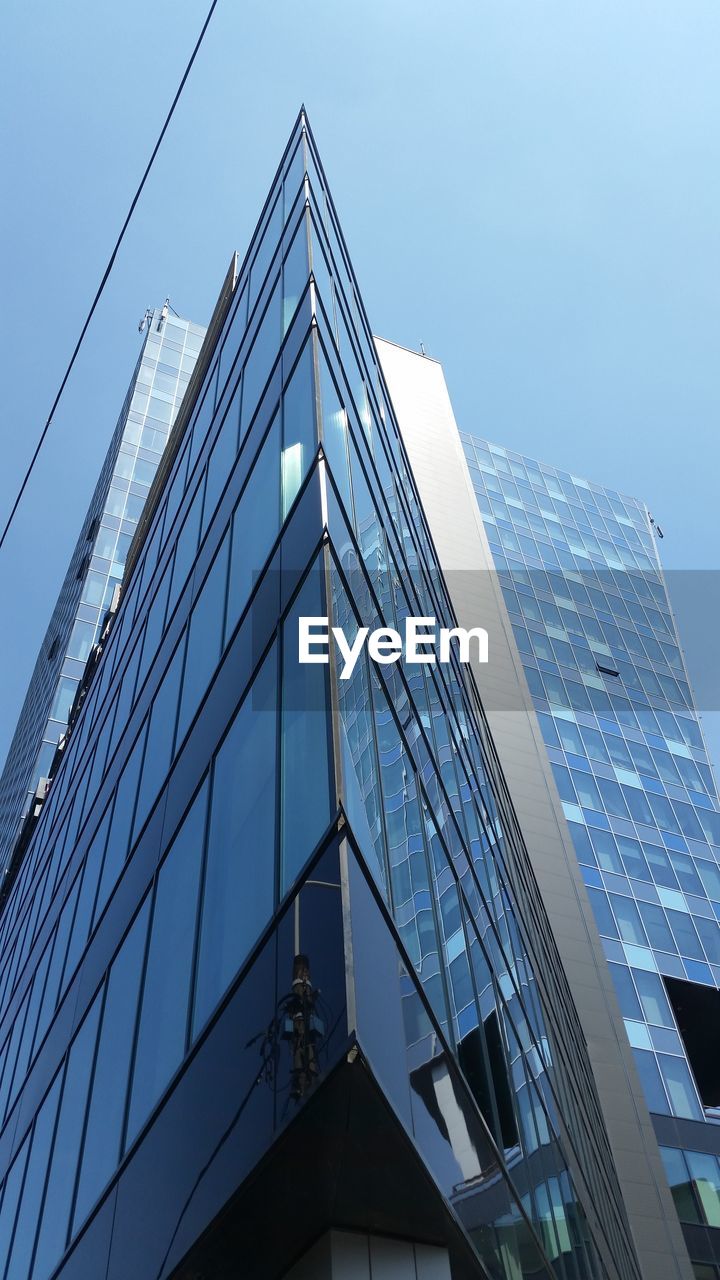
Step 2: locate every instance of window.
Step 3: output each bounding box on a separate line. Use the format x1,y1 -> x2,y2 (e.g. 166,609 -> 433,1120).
686,1150 -> 720,1227
73,900 -> 150,1232
94,722 -> 148,920
596,661 -> 619,677
226,414 -> 281,637
658,1054 -> 703,1120
587,888 -> 619,939
609,964 -> 642,1020
664,977 -> 720,1109
5,1072 -> 62,1279
318,348 -> 352,514
33,995 -> 102,1279
127,783 -> 208,1142
240,277 -> 281,441
282,214 -> 309,334
167,481 -> 204,619
281,340 -> 316,518
193,648 -> 278,1036
49,676 -> 77,725
633,969 -> 674,1028
202,381 -> 241,535
611,896 -> 647,947
248,193 -> 282,311
176,532 -> 230,745
632,1047 -> 669,1114
67,619 -> 95,664
0,1135 -> 30,1279
281,571 -> 331,892
134,637 -> 185,834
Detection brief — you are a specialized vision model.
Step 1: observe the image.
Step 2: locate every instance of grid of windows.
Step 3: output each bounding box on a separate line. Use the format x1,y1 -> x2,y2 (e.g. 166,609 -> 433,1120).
461,434 -> 720,1130
0,312 -> 205,876
462,434 -> 720,1271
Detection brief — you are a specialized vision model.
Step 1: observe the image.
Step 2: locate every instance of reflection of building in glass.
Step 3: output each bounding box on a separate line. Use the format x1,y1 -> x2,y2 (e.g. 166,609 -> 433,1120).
0,309 -> 205,879
0,112 -> 694,1280
379,339 -> 715,1280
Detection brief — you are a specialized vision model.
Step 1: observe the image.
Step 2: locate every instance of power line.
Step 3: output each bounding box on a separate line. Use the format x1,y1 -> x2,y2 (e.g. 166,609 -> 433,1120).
0,0 -> 221,557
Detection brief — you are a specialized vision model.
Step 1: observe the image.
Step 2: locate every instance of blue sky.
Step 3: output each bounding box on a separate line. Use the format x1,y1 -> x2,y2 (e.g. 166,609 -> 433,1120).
1,0 -> 719,772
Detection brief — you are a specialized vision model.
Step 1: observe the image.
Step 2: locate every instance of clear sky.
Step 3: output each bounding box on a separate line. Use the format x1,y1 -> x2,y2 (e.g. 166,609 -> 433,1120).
1,1 -> 719,774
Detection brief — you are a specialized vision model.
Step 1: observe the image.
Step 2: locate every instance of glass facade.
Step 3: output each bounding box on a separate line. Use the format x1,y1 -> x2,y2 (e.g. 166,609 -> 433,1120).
0,309 -> 206,879
0,115 -> 646,1280
462,432 -> 720,1266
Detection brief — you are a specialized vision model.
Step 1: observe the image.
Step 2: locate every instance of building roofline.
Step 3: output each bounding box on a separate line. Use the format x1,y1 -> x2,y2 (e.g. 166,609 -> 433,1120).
373,334 -> 442,366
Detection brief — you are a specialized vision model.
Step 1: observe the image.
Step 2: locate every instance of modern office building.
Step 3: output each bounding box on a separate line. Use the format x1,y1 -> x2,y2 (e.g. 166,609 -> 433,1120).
0,308 -> 206,882
377,341 -> 719,1279
0,110 -> 700,1280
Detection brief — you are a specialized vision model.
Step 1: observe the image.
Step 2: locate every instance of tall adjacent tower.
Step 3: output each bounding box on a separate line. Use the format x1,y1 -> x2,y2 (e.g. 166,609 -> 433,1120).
0,113 -> 671,1280
460,431 -> 720,1272
0,308 -> 206,879
378,339 -> 713,1280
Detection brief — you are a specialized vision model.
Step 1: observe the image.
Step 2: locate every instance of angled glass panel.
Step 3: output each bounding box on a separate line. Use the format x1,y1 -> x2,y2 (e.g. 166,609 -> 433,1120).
73,899 -> 150,1232
127,781 -> 208,1143
193,647 -> 278,1037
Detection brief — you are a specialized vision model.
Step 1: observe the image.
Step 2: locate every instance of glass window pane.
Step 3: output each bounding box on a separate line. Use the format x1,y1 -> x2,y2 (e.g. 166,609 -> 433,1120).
281,568 -> 331,892
587,888 -> 619,939
687,1151 -> 720,1227
81,570 -> 107,608
609,964 -> 642,1020
0,1135 -> 29,1279
658,1054 -> 703,1121
202,381 -> 241,535
632,1047 -> 669,1114
167,482 -> 204,619
240,277 -> 282,440
127,782 -> 208,1143
226,414 -> 280,638
94,721 -> 148,922
176,532 -> 230,745
33,994 -> 102,1279
73,900 -> 150,1232
67,619 -> 95,663
282,340 -> 316,518
611,896 -> 647,946
249,193 -> 282,310
193,649 -> 277,1037
6,1071 -> 62,1280
282,213 -> 309,334
319,353 -> 351,517
632,969 -> 674,1028
134,637 -> 185,835
49,676 -> 78,725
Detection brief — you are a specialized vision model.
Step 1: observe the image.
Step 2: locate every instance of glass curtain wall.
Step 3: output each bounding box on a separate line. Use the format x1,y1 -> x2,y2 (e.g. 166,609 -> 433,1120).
0,115 -> 641,1280
462,432 -> 720,1264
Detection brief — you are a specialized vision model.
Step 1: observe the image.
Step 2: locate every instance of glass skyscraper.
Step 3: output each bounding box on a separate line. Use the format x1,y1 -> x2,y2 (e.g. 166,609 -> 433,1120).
378,339 -> 718,1280
461,433 -> 720,1270
0,308 -> 206,883
0,111 -> 698,1280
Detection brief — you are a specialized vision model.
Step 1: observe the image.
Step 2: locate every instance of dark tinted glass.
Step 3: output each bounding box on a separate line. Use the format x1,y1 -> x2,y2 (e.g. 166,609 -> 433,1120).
193,648 -> 277,1036
73,900 -> 149,1231
127,782 -> 208,1142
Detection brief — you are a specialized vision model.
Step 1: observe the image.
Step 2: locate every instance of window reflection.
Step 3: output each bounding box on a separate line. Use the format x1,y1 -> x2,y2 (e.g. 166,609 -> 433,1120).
128,782 -> 208,1142
193,647 -> 277,1037
280,567 -> 332,892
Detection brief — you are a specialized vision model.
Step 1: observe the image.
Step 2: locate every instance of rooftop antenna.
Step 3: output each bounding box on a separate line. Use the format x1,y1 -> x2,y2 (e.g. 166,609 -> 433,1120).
649,512 -> 665,539
420,342 -> 426,357
138,307 -> 153,333
157,298 -> 170,332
